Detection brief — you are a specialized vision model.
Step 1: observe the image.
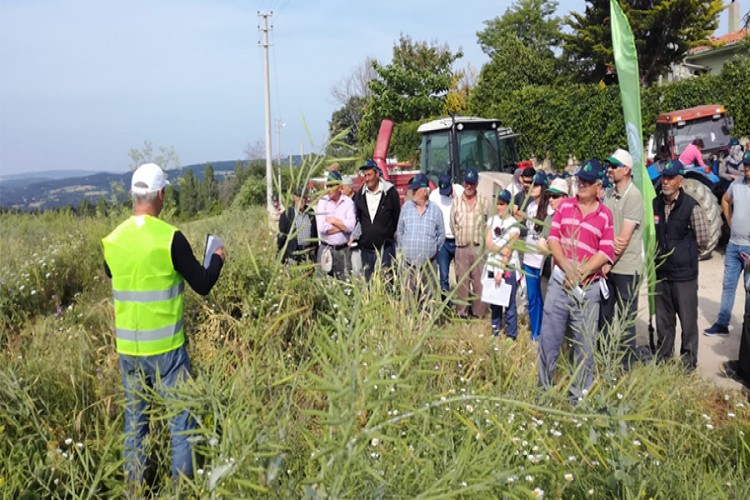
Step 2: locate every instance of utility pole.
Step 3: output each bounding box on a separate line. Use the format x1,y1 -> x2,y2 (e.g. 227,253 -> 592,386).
276,119 -> 285,199
258,11 -> 273,215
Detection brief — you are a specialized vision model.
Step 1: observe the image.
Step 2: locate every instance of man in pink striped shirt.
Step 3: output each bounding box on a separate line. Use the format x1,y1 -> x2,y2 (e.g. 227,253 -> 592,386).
538,159 -> 615,404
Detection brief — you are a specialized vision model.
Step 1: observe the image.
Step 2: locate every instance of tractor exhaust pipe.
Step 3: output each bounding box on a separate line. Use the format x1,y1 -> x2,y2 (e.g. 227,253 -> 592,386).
374,119 -> 394,181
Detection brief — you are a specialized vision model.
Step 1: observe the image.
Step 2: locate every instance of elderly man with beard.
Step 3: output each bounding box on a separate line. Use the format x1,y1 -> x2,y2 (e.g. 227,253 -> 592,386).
653,160 -> 709,370
538,159 -> 615,404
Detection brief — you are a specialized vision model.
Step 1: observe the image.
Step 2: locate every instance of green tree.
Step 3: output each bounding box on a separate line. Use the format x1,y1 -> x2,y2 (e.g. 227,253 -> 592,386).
360,36 -> 463,141
562,0 -> 723,85
95,196 -> 109,217
178,169 -> 198,217
477,0 -> 563,58
470,0 -> 566,114
201,163 -> 220,213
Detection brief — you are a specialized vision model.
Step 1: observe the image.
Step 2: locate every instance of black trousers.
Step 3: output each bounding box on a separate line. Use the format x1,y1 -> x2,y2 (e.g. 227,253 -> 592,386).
598,273 -> 640,356
655,278 -> 699,369
739,312 -> 750,380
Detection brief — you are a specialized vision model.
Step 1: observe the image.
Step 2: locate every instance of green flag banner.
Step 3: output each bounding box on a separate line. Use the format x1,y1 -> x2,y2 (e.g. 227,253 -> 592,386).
609,0 -> 657,316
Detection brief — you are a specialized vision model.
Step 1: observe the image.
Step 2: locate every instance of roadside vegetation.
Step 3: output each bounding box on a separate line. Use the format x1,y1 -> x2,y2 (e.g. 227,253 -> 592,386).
1,206 -> 748,498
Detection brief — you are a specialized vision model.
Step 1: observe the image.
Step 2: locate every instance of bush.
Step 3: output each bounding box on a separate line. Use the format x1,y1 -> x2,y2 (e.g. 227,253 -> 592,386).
472,57 -> 750,168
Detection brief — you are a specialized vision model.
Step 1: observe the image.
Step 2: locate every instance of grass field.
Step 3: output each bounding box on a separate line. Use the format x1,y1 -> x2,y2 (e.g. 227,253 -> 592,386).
1,207 -> 748,498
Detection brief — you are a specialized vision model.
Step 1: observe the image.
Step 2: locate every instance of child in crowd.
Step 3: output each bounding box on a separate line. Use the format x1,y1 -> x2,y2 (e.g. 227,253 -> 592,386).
485,190 -> 521,339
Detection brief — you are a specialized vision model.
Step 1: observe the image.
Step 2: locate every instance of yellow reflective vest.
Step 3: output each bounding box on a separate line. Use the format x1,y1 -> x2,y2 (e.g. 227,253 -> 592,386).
102,215 -> 185,356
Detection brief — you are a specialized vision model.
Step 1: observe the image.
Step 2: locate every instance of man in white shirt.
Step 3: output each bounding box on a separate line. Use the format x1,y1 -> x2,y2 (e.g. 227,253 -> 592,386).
429,173 -> 464,302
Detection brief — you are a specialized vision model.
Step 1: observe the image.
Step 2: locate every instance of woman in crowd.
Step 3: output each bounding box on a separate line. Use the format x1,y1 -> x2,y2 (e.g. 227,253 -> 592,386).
521,172 -> 552,341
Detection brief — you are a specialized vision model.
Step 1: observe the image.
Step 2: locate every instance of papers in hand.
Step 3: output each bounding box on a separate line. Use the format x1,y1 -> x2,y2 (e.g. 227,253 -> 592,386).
203,234 -> 223,268
481,278 -> 512,307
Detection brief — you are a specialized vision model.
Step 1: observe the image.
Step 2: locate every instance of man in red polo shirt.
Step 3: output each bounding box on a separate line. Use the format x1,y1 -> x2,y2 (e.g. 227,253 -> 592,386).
538,159 -> 615,404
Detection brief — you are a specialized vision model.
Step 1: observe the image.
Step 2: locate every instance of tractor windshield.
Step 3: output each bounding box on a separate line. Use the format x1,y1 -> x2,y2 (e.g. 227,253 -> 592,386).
421,127 -> 518,185
656,116 -> 733,158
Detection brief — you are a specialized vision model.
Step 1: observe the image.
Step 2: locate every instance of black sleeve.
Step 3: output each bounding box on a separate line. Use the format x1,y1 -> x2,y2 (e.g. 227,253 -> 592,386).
277,209 -> 291,251
104,260 -> 112,278
171,231 -> 223,296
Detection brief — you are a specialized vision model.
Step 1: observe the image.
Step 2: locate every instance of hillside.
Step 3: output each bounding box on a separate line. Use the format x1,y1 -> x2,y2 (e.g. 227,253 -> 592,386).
0,161 -> 242,211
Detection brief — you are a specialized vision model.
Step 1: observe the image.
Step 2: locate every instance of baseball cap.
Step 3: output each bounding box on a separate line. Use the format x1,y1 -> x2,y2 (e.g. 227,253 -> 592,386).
408,173 -> 430,190
341,176 -> 353,187
326,170 -> 343,186
662,159 -> 685,177
547,178 -> 568,196
576,159 -> 604,182
438,174 -> 453,196
131,163 -> 170,194
743,151 -> 750,165
463,167 -> 479,184
532,171 -> 548,186
360,159 -> 378,171
607,148 -> 633,168
496,189 -> 512,204
728,137 -> 740,147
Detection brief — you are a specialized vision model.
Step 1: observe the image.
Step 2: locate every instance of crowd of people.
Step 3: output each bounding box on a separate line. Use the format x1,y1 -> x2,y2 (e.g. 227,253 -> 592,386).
101,138 -> 749,486
278,143 -> 750,403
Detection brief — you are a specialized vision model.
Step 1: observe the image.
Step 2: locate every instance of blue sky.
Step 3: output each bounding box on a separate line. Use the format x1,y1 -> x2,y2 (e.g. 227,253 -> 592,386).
0,0 -> 740,175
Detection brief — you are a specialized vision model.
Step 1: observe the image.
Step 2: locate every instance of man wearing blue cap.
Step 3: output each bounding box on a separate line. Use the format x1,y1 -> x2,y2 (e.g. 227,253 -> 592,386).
315,170 -> 357,280
396,173 -> 445,299
653,160 -> 709,370
705,150 -> 750,337
352,159 -> 401,281
539,159 -> 615,403
429,173 -> 464,300
451,167 -> 491,318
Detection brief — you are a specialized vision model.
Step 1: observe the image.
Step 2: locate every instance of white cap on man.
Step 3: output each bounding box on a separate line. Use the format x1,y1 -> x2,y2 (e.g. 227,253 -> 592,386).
607,149 -> 633,169
131,163 -> 170,194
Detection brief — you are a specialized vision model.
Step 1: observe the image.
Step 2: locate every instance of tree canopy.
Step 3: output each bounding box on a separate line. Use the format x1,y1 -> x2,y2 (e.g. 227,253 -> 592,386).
562,0 -> 724,85
359,36 -> 463,141
470,0 -> 566,115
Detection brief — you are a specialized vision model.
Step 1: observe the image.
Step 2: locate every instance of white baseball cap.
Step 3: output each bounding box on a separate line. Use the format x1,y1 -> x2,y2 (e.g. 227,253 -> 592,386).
607,149 -> 633,168
131,163 -> 170,194
547,177 -> 569,196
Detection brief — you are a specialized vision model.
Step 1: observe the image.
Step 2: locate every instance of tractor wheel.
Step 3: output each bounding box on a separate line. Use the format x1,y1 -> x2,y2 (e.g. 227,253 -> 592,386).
682,178 -> 722,260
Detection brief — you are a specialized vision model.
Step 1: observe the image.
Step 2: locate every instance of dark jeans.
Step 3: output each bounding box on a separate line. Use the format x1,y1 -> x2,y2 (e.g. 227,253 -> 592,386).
740,312 -> 750,381
598,273 -> 640,358
489,271 -> 518,338
119,344 -> 195,482
361,240 -> 396,282
655,278 -> 699,370
436,239 -> 457,293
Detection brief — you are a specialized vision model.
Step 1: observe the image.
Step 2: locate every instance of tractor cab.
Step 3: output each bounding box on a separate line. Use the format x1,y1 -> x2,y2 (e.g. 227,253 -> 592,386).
418,117 -> 520,187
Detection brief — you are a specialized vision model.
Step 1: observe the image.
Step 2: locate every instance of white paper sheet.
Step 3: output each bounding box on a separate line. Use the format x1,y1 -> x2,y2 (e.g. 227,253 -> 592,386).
203,234 -> 224,268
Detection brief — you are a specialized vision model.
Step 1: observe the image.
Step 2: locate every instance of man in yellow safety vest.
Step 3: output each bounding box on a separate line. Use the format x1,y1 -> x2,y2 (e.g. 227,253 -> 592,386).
103,163 -> 225,484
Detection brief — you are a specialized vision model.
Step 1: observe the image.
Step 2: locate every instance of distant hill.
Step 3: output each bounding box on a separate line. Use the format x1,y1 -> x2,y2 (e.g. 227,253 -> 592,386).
0,161 -> 243,211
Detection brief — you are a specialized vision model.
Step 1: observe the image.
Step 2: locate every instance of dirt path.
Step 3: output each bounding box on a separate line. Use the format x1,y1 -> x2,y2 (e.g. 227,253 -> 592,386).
634,246 -> 747,391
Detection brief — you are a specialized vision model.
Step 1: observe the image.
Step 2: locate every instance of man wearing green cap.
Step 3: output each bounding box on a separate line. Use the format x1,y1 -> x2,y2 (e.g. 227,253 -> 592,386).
653,160 -> 709,370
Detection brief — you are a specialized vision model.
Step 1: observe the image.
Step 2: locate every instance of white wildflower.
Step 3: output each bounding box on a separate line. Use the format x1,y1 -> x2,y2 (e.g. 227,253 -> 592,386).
64,438 -> 73,446
532,487 -> 544,498
370,438 -> 379,447
564,473 -> 574,482
633,439 -> 641,447
727,412 -> 736,418
706,424 -> 714,430
617,393 -> 623,400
